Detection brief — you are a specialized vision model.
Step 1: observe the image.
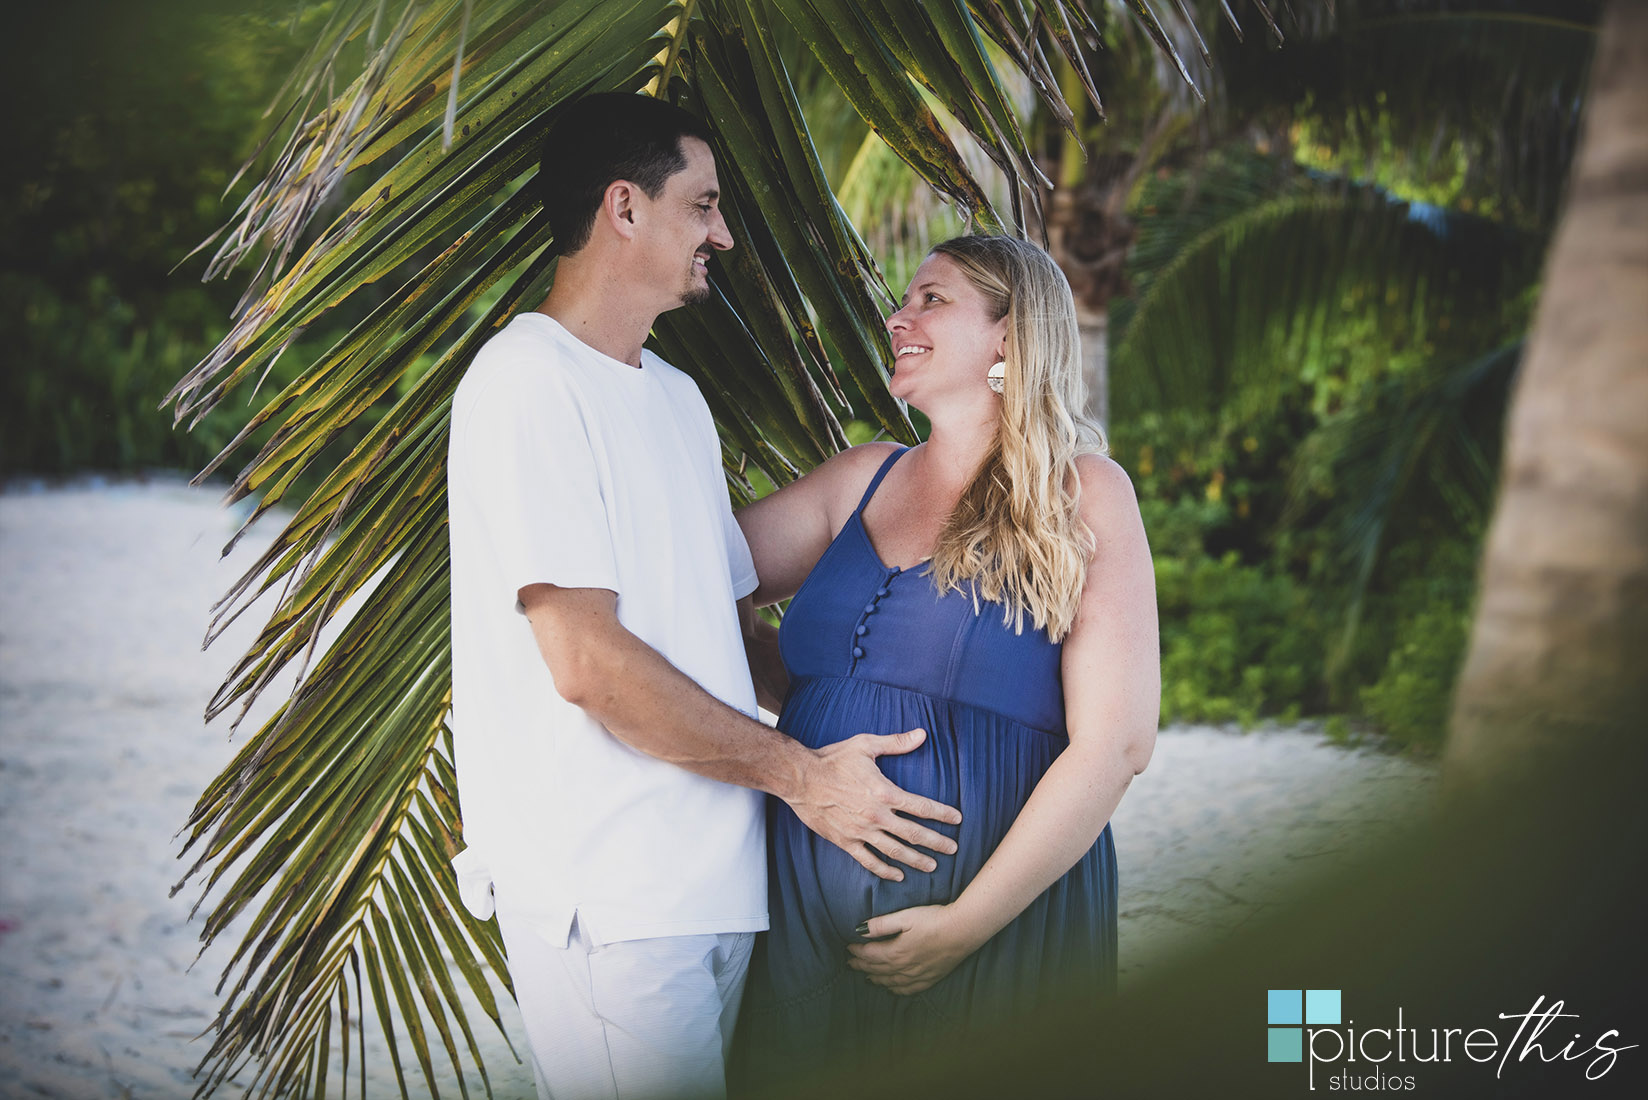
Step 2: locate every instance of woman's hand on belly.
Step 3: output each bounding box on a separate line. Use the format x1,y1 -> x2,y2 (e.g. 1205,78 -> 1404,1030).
844,904 -> 985,996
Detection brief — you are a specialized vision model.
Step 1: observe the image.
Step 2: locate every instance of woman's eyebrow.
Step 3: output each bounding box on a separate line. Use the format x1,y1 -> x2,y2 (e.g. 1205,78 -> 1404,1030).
901,279 -> 942,305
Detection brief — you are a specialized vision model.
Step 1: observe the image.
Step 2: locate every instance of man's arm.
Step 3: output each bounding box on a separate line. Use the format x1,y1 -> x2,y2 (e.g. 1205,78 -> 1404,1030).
520,583 -> 960,880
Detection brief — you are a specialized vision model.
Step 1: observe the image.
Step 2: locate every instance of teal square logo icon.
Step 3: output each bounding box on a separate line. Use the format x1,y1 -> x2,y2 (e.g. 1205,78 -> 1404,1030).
1306,989 -> 1342,1025
1268,989 -> 1304,1062
1268,989 -> 1340,1062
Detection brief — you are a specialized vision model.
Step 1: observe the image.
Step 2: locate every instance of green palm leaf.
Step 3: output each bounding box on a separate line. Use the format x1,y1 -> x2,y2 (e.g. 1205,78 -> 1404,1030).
167,1 -> 1221,1096
1112,187 -> 1542,420
1289,339 -> 1523,674
1221,0 -> 1601,229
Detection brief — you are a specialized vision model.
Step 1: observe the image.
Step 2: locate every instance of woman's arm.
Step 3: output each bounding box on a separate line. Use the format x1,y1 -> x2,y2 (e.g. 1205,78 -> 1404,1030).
739,596 -> 788,713
736,441 -> 902,606
847,454 -> 1159,994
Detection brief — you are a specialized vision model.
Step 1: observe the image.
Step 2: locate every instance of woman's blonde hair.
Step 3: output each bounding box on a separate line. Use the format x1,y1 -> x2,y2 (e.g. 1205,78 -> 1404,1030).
923,234 -> 1107,642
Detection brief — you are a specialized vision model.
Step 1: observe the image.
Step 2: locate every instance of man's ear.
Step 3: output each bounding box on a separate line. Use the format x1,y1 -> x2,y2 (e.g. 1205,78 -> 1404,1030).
601,180 -> 640,241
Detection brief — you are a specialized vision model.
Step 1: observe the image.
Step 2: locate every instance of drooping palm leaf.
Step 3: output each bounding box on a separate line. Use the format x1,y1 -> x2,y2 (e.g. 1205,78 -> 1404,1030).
1109,140 -> 1312,340
1288,338 -> 1523,673
1220,0 -> 1601,229
1111,186 -> 1542,420
167,1 -> 1221,1096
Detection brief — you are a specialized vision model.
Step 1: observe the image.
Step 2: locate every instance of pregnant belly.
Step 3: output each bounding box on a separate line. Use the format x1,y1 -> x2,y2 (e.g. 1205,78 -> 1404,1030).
771,678 -> 976,945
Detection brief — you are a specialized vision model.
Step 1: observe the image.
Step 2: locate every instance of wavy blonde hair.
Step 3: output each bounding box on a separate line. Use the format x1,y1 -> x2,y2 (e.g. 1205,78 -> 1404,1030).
923,235 -> 1107,642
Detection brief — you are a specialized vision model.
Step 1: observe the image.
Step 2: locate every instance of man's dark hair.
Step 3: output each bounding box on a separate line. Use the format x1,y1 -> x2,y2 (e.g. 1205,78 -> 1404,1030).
538,92 -> 714,254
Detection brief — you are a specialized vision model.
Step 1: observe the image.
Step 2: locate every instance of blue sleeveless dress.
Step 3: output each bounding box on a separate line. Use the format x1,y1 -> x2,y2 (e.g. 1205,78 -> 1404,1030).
738,447 -> 1117,1078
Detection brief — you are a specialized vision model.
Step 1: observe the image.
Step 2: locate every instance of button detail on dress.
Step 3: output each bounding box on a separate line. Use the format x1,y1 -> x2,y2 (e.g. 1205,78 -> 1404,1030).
855,625 -> 867,636
852,646 -> 864,658
864,603 -> 876,614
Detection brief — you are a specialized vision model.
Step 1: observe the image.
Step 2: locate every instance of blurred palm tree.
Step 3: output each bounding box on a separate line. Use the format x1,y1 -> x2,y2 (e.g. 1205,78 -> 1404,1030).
163,1 -> 1227,1096
1445,0 -> 1648,790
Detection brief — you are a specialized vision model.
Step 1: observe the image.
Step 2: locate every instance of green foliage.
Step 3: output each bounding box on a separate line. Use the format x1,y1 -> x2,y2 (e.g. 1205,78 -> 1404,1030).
3,274 -> 225,471
1107,293 -> 1510,750
1353,538 -> 1478,749
1114,398 -> 1476,748
1218,0 -> 1600,232
1112,142 -> 1312,341
1098,127 -> 1555,749
1115,404 -> 1322,727
1,2 -> 294,474
1154,546 -> 1322,726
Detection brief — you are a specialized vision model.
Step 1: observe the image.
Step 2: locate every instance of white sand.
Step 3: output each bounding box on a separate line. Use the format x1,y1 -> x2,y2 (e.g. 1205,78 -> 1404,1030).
0,480 -> 1437,1098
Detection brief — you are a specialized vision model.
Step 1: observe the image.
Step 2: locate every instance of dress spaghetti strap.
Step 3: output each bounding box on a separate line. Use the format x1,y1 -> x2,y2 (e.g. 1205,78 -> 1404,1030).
853,446 -> 910,515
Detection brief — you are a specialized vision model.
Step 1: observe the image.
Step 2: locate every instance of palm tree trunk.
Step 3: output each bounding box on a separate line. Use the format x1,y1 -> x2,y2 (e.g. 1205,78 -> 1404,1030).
1078,307 -> 1109,429
1044,182 -> 1126,431
1444,0 -> 1648,793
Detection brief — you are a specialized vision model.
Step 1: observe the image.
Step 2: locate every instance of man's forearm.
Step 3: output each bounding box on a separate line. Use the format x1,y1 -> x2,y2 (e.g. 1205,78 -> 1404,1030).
520,583 -> 961,880
562,610 -> 807,798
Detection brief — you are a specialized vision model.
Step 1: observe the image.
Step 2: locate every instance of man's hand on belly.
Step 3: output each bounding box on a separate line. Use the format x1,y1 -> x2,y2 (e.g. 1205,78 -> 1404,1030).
786,728 -> 962,882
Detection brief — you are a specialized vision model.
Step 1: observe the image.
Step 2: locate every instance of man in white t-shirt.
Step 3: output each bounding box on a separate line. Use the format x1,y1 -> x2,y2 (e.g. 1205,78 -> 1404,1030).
446,93 -> 961,1100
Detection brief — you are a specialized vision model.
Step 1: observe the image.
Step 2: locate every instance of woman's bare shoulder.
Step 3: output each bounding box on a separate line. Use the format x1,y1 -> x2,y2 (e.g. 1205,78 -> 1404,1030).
751,440 -> 904,525
813,440 -> 905,517
1073,452 -> 1139,514
830,440 -> 905,475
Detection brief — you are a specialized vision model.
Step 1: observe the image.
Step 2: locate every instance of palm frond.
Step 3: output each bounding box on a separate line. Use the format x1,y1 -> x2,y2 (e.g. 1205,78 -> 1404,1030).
1111,185 -> 1541,420
1112,140 -> 1310,339
1220,0 -> 1600,229
1287,338 -> 1523,672
168,1 -> 1223,1096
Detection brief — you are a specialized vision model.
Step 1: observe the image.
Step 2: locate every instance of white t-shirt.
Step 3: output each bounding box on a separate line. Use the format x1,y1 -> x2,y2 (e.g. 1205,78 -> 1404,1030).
446,312 -> 765,946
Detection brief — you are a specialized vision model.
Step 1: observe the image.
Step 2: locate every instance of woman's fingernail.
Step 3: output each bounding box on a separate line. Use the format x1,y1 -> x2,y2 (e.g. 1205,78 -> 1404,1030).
854,921 -> 869,937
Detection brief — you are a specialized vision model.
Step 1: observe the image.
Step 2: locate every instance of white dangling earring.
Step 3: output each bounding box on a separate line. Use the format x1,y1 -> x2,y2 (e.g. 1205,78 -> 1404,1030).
986,360 -> 1006,394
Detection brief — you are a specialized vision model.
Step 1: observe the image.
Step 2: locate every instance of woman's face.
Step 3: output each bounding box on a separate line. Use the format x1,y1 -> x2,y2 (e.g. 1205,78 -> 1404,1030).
885,253 -> 1008,410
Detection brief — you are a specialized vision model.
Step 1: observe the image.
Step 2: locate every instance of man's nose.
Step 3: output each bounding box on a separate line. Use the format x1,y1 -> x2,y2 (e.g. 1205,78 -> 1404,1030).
708,209 -> 734,251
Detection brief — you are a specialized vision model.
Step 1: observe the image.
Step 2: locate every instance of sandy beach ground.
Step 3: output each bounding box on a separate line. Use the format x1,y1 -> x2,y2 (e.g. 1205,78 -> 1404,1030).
0,480 -> 1438,1099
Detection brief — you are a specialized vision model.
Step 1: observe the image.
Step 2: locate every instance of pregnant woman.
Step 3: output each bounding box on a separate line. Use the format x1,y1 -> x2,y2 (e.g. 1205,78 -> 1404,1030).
734,235 -> 1159,1079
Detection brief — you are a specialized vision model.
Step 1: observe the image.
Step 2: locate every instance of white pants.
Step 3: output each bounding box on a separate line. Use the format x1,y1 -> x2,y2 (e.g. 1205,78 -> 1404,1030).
495,909 -> 755,1100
